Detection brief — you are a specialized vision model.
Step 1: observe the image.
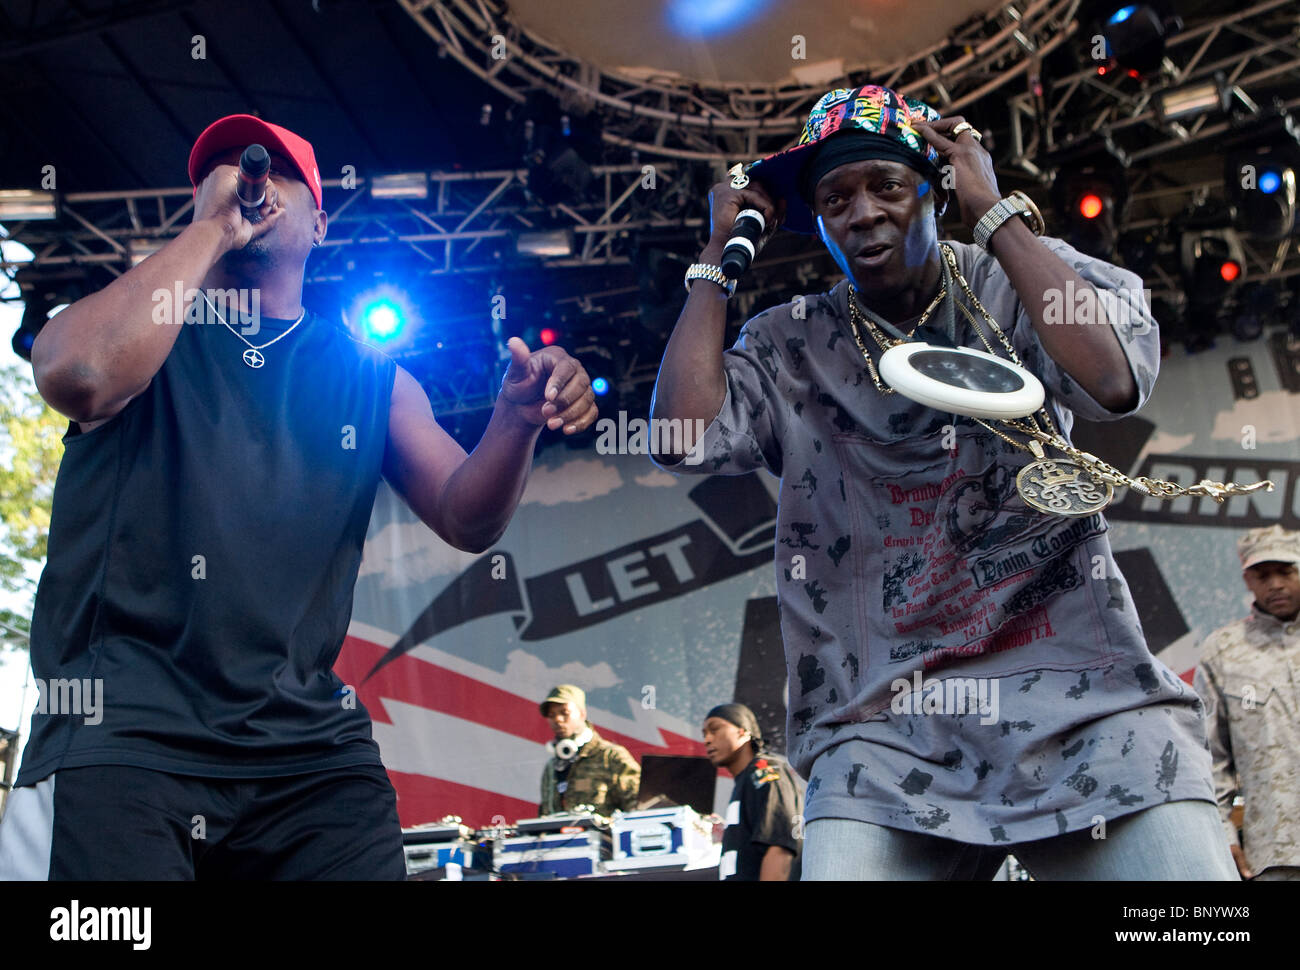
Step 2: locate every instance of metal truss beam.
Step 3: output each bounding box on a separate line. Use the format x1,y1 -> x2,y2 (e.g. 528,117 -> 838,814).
398,0 -> 1084,163
0,162 -> 701,278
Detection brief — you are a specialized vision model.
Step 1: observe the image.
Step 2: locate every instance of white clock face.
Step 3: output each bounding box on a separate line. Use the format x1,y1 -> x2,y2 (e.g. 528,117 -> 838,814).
878,344 -> 1045,420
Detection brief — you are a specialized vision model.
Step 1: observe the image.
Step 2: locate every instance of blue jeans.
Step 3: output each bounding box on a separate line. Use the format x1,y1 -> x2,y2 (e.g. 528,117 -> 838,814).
802,799 -> 1239,880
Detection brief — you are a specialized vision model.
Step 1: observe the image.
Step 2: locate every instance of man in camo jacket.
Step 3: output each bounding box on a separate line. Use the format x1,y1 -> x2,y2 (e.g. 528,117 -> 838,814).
537,685 -> 640,817
1195,524 -> 1300,880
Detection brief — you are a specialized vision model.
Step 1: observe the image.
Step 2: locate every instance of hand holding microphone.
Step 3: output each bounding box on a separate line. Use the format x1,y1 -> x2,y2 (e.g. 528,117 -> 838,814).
192,144 -> 284,253
721,208 -> 767,279
704,169 -> 783,284
236,144 -> 271,223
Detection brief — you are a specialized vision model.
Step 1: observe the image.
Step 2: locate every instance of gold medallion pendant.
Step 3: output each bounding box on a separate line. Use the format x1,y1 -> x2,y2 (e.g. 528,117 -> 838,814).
1016,457 -> 1113,516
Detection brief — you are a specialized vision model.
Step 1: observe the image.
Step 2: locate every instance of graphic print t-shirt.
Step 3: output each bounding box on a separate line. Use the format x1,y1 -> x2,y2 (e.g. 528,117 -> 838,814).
657,237 -> 1215,845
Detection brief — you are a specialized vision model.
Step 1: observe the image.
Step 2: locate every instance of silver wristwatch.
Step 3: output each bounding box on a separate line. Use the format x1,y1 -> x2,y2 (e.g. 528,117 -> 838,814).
684,263 -> 737,297
973,191 -> 1044,251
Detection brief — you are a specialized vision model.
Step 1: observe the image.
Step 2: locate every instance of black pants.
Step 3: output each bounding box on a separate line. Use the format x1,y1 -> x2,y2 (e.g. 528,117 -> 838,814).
27,763 -> 405,880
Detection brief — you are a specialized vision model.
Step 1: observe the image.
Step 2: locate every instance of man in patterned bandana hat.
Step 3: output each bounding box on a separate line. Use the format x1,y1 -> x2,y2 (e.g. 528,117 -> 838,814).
1195,525 -> 1300,880
651,85 -> 1236,879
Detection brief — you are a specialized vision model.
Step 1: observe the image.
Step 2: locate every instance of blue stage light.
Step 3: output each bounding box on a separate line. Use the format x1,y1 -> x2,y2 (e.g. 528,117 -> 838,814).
1108,5 -> 1137,25
362,300 -> 404,340
1258,170 -> 1281,194
592,377 -> 610,396
667,0 -> 771,37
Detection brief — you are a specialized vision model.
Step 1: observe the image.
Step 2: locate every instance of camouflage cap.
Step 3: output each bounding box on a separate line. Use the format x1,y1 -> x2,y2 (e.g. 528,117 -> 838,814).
540,684 -> 586,715
1238,524 -> 1300,571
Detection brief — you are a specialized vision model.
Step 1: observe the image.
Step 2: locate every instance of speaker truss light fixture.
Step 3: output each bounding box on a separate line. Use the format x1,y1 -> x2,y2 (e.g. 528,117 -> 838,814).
1155,73 -> 1228,123
0,189 -> 59,221
369,172 -> 430,200
516,229 -> 575,258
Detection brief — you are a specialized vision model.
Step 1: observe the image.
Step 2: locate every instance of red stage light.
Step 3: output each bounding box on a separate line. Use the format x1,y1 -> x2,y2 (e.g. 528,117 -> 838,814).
539,327 -> 558,346
1219,261 -> 1240,282
1079,194 -> 1104,219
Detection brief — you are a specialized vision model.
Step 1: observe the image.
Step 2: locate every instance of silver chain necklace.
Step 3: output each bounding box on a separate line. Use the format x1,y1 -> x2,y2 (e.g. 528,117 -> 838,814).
199,291 -> 307,368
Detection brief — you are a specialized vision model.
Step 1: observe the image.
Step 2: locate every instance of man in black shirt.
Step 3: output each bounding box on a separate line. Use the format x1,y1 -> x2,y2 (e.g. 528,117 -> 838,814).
0,115 -> 598,880
703,703 -> 802,881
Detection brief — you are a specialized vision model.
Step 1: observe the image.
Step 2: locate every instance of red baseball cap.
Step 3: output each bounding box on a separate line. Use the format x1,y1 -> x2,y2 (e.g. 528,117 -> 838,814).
188,114 -> 323,209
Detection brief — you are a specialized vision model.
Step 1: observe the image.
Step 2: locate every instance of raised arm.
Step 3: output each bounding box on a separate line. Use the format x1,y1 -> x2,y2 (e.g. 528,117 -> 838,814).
649,178 -> 782,462
915,115 -> 1140,414
30,165 -> 285,424
382,337 -> 596,553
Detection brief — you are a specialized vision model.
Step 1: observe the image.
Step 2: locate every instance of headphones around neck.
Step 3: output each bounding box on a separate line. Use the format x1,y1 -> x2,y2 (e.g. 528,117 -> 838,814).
547,725 -> 593,762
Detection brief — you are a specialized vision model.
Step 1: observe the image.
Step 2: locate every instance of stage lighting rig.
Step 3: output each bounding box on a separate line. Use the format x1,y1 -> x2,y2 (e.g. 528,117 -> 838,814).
10,265 -> 102,362
1117,228 -> 1160,278
516,93 -> 602,207
1046,137 -> 1129,260
1179,226 -> 1245,318
1081,1 -> 1182,79
1223,110 -> 1300,242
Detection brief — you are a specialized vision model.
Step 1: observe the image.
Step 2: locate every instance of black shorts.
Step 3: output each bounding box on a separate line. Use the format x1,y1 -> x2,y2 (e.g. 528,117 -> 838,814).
0,763 -> 406,880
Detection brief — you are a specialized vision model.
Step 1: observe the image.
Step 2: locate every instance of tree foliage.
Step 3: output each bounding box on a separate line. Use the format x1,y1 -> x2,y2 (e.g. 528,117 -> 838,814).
0,359 -> 64,651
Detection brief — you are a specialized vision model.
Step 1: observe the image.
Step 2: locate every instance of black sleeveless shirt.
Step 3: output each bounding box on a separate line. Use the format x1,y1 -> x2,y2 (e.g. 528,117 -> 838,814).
17,309 -> 396,785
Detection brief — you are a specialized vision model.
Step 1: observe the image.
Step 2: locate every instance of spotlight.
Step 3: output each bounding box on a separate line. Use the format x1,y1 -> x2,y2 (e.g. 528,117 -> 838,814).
363,301 -> 403,339
1180,228 -> 1245,305
347,284 -> 416,346
1224,111 -> 1300,241
1047,137 -> 1128,260
1084,1 -> 1182,78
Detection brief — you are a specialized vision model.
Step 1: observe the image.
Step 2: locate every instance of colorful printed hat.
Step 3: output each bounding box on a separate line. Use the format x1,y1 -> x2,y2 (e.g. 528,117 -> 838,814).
747,85 -> 945,234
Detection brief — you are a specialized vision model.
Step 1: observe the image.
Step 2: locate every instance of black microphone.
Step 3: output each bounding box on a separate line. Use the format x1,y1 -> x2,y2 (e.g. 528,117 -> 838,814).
236,144 -> 270,222
720,208 -> 766,279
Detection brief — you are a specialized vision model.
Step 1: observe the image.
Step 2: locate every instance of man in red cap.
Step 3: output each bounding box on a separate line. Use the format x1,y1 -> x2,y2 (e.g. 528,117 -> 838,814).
651,86 -> 1235,880
0,115 -> 597,880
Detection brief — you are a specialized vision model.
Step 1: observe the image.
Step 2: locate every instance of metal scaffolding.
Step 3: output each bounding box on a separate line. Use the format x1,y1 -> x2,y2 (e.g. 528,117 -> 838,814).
5,0 -> 1300,423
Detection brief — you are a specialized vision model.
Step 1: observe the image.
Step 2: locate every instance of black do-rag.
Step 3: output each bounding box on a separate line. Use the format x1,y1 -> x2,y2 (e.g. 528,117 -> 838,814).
706,703 -> 764,752
799,131 -> 946,210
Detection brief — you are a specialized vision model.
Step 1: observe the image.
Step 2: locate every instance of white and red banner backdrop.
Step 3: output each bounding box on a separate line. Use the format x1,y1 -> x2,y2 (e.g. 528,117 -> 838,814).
337,333 -> 1300,828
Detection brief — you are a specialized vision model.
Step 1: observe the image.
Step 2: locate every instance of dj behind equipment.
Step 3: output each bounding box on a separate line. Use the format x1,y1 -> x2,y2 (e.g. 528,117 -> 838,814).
537,684 -> 640,818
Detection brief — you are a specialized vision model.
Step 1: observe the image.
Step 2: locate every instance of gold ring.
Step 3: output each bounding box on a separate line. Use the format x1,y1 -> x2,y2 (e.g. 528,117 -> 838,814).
951,122 -> 982,142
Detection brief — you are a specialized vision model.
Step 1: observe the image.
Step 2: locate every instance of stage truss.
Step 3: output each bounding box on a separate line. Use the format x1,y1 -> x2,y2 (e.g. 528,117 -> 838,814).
5,0 -> 1300,422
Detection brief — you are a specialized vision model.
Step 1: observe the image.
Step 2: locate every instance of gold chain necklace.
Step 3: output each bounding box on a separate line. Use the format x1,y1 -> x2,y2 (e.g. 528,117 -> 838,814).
846,284 -> 945,394
843,243 -> 1274,515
